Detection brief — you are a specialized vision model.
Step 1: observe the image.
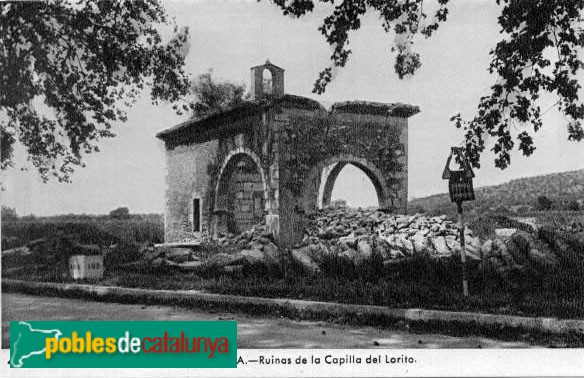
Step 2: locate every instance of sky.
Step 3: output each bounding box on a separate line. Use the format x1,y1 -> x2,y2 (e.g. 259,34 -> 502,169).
2,0 -> 584,215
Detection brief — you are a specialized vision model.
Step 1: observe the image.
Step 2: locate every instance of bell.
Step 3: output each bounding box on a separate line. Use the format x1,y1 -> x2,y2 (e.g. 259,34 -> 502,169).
442,147 -> 476,204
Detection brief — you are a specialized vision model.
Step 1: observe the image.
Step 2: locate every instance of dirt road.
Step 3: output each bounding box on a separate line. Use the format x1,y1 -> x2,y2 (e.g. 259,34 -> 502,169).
1,293 -> 532,349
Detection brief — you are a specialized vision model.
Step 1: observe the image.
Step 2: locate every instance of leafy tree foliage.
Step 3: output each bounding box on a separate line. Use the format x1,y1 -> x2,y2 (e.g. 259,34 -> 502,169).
0,0 -> 191,182
566,200 -> 580,211
189,70 -> 248,120
536,195 -> 553,211
109,206 -> 130,220
268,0 -> 584,169
1,205 -> 18,221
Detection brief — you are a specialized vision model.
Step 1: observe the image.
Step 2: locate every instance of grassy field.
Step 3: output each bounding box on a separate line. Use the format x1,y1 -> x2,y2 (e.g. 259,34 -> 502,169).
2,213 -> 584,321
4,245 -> 584,320
2,217 -> 164,249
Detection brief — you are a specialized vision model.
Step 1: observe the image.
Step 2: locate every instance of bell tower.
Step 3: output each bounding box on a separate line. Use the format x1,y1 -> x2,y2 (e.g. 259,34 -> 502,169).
250,60 -> 285,100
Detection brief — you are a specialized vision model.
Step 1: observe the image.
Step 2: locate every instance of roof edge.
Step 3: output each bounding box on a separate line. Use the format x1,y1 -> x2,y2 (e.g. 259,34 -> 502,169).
156,95 -> 326,140
331,101 -> 420,118
156,98 -> 420,141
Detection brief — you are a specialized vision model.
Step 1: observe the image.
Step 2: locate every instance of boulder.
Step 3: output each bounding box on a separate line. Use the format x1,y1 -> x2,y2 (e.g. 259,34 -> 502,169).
449,246 -> 480,262
411,233 -> 430,254
248,242 -> 265,251
239,249 -> 266,265
505,232 -> 532,265
464,247 -> 481,262
339,248 -> 361,264
481,239 -> 494,258
465,243 -> 481,257
401,239 -> 415,255
318,228 -> 337,240
380,235 -> 403,250
291,248 -> 321,275
339,235 -> 358,250
150,257 -> 166,268
432,236 -> 450,255
206,253 -> 245,268
302,243 -> 327,263
262,242 -> 281,264
465,235 -> 481,249
389,249 -> 406,259
357,239 -> 373,259
444,235 -> 458,251
372,238 -> 392,260
143,247 -> 164,262
165,248 -> 192,263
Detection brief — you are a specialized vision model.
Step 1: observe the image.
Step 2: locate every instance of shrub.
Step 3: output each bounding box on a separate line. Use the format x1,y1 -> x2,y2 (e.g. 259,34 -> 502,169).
536,196 -> 553,211
1,206 -> 17,221
567,200 -> 581,211
109,207 -> 130,220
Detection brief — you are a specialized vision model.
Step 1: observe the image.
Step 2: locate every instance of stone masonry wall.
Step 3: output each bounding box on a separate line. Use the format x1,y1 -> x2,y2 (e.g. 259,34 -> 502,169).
275,109 -> 410,246
164,140 -> 218,242
227,156 -> 265,233
161,100 -> 413,247
163,115 -> 278,243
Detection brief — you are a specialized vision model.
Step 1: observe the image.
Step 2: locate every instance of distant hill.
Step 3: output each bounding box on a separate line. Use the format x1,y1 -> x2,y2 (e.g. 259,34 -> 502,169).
409,169 -> 584,214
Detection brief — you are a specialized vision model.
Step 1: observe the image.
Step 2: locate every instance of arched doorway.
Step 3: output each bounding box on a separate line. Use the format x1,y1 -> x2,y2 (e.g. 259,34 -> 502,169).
302,154 -> 394,213
215,152 -> 266,234
262,68 -> 273,95
319,163 -> 379,209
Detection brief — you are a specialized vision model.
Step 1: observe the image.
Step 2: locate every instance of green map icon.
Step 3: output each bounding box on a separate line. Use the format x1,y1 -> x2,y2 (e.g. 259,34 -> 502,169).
9,320 -> 237,368
10,321 -> 62,368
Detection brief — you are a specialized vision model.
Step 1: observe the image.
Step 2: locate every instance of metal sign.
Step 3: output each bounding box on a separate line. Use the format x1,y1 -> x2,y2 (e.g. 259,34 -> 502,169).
442,147 -> 476,297
442,147 -> 475,204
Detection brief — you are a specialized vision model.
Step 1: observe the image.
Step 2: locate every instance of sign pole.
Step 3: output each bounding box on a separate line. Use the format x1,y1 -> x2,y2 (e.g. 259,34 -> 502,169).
457,201 -> 469,297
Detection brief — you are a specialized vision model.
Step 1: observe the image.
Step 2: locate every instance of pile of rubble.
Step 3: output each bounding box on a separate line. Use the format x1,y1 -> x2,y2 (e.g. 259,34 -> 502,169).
305,208 -> 482,257
559,221 -> 584,234
290,208 -> 557,274
140,208 -> 558,275
289,209 -> 479,273
141,224 -> 281,272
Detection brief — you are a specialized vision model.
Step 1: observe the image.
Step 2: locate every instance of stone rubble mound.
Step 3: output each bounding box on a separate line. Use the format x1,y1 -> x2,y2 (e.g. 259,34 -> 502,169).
290,208 -> 557,275
141,208 -> 558,276
559,221 -> 584,234
143,224 -> 281,272
288,208 -> 480,273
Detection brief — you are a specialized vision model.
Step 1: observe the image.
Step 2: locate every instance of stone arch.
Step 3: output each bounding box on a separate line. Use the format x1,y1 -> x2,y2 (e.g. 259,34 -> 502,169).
320,162 -> 347,208
302,154 -> 394,213
214,148 -> 268,234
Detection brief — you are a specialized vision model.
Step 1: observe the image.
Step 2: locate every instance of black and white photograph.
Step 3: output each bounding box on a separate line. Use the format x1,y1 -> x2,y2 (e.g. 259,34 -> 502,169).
1,0 -> 584,376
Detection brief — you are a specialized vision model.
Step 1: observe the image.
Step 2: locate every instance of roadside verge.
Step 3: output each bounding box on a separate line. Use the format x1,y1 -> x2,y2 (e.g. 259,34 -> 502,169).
3,279 -> 584,342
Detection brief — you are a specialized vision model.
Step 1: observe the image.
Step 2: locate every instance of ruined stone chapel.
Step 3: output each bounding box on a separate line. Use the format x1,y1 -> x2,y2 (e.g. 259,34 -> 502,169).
157,61 -> 419,247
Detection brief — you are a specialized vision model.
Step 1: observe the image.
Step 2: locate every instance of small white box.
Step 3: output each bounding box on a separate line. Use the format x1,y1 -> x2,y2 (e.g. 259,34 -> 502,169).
69,255 -> 104,280
495,228 -> 517,239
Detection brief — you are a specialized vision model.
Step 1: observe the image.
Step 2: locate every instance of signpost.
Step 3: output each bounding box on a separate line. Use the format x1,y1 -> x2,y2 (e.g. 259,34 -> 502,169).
442,147 -> 476,297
